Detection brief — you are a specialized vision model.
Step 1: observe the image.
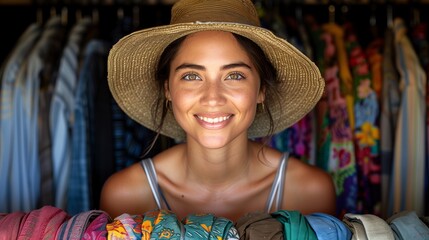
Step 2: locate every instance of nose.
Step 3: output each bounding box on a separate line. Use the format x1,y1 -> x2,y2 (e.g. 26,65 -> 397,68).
200,81 -> 227,106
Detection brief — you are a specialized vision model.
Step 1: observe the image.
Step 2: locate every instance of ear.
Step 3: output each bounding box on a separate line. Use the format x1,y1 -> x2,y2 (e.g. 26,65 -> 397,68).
257,86 -> 265,104
164,80 -> 171,100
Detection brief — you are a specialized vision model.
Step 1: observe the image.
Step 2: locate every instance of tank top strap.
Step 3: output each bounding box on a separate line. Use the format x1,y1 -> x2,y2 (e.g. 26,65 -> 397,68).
140,158 -> 171,210
264,152 -> 290,213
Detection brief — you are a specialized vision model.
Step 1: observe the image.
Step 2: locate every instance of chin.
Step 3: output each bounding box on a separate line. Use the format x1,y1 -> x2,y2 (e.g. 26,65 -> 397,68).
200,137 -> 229,149
191,134 -> 231,149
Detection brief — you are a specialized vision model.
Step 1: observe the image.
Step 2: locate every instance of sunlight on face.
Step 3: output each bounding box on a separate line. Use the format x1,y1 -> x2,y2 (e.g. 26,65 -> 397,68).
165,31 -> 265,148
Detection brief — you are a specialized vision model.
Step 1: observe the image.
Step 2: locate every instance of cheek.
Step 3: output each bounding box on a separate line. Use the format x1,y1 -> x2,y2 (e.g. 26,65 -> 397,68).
239,89 -> 261,105
169,90 -> 196,120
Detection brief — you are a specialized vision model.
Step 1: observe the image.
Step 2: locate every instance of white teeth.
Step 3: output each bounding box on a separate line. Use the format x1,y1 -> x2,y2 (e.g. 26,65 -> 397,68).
198,115 -> 230,123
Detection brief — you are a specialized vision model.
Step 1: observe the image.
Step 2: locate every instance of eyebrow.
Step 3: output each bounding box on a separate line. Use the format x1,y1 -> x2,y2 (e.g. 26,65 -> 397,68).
174,62 -> 252,72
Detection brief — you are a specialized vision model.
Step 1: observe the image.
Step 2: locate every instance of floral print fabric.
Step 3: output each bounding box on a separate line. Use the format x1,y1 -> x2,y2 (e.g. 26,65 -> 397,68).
106,209 -> 239,240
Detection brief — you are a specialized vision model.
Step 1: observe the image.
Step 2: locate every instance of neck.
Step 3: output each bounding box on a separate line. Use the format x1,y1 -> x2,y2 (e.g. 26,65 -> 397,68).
184,137 -> 258,190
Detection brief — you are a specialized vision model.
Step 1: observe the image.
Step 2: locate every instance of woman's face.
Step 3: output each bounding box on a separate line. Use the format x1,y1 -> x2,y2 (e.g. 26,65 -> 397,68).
165,31 -> 265,148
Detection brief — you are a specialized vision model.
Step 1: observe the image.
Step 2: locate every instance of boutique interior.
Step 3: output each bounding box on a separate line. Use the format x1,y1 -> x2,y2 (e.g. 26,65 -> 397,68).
0,0 -> 428,238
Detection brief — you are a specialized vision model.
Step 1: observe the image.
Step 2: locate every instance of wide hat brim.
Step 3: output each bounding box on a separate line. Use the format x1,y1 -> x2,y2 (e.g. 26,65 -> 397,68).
108,22 -> 325,140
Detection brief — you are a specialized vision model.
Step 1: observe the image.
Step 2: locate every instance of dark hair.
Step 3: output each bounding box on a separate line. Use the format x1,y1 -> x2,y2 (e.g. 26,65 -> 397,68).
146,32 -> 280,154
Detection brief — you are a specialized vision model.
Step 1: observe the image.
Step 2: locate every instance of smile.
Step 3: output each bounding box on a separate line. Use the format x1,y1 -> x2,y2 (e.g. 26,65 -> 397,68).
196,115 -> 232,124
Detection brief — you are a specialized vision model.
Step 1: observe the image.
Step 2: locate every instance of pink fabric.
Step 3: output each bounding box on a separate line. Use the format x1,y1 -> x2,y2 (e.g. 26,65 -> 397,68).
43,207 -> 70,240
82,212 -> 110,240
18,205 -> 69,240
55,210 -> 107,240
0,211 -> 26,240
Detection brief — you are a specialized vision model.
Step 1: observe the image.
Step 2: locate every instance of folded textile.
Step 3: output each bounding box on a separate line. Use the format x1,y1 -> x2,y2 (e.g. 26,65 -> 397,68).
235,212 -> 283,240
56,210 -> 106,239
106,209 -> 239,240
83,212 -> 111,239
0,211 -> 26,239
140,209 -> 183,239
183,212 -> 238,240
387,211 -> 429,240
343,213 -> 395,240
272,210 -> 317,240
306,212 -> 352,240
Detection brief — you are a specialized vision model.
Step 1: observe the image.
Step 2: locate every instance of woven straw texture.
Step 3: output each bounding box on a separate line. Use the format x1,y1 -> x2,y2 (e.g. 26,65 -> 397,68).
107,0 -> 324,140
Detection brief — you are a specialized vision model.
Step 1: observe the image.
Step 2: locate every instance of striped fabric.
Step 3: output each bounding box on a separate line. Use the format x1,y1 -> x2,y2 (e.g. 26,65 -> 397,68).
0,22 -> 42,212
55,210 -> 105,239
389,18 -> 426,216
50,17 -> 92,210
68,39 -> 110,215
1,16 -> 64,212
380,28 -> 401,219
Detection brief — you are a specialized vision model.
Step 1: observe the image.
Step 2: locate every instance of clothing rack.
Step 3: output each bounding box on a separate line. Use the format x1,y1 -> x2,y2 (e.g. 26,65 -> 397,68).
1,0 -> 428,216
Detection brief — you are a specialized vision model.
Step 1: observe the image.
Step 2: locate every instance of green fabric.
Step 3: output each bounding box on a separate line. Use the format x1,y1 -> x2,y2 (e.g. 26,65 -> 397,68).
142,209 -> 183,239
183,213 -> 237,240
140,210 -> 238,239
271,210 -> 317,240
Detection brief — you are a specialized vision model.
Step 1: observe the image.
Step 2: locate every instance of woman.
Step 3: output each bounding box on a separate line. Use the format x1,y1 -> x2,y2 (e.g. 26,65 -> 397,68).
101,0 -> 336,222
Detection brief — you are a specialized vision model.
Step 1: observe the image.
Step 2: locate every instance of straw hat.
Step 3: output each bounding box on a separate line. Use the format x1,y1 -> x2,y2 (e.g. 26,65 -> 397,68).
108,0 -> 324,140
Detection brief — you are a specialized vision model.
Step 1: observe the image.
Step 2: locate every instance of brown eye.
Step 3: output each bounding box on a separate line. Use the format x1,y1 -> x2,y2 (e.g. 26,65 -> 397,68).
226,72 -> 245,80
183,73 -> 201,81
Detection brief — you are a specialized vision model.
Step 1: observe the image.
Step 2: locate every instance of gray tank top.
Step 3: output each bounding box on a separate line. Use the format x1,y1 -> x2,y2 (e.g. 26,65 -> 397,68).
140,152 -> 289,212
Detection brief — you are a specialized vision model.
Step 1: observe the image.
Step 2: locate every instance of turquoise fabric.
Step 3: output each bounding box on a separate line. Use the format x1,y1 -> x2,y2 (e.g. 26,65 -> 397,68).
183,213 -> 238,240
271,210 -> 317,240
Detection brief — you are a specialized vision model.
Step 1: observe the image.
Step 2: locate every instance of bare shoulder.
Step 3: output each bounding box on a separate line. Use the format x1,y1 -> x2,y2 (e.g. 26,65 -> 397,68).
284,157 -> 336,215
99,160 -> 157,219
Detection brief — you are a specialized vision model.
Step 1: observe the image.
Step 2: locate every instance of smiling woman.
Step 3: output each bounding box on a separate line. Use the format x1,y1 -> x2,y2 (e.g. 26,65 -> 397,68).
165,31 -> 265,149
100,0 -> 336,222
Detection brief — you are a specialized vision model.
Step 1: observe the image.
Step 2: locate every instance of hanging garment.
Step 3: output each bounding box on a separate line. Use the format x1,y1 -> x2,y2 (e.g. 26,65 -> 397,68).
3,16 -> 65,212
305,18 -> 332,171
270,114 -> 315,164
365,38 -> 384,100
390,18 -> 426,216
68,39 -> 111,215
37,19 -> 68,208
323,23 -> 355,131
319,30 -> 358,217
50,17 -> 93,210
344,22 -> 381,215
411,22 -> 429,217
380,28 -> 401,219
0,22 -> 42,213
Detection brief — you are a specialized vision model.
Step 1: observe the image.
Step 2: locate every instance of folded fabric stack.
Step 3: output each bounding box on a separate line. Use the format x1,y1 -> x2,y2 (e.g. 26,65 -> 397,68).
1,205 -> 428,239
